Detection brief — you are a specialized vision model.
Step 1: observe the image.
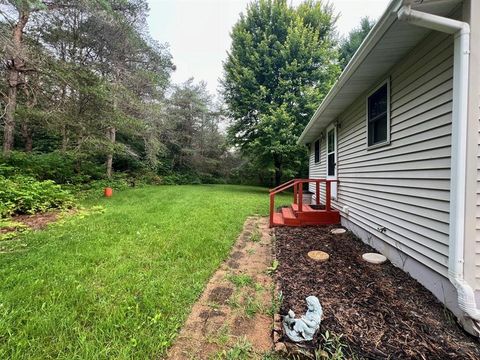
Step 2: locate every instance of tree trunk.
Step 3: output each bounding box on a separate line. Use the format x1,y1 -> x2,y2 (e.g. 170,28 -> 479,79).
106,127 -> 116,179
60,85 -> 68,153
2,10 -> 30,155
20,121 -> 33,152
3,81 -> 17,153
61,125 -> 68,152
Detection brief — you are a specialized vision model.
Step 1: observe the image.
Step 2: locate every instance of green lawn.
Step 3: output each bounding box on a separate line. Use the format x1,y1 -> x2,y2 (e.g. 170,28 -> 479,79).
0,185 -> 290,359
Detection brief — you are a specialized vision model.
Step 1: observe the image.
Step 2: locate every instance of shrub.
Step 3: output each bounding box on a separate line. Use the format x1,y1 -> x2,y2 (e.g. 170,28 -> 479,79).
160,173 -> 201,185
199,174 -> 226,184
0,175 -> 75,218
0,151 -> 104,184
66,174 -> 133,199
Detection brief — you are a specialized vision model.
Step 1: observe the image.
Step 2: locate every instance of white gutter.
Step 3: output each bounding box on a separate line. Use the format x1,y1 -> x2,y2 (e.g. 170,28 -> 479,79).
398,5 -> 480,329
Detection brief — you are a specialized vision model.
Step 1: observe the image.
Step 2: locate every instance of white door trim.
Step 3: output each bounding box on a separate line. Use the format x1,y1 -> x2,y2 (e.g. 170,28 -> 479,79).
326,123 -> 338,199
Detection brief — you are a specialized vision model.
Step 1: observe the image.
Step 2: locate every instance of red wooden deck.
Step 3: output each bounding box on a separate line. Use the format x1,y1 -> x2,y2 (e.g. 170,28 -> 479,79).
269,179 -> 340,227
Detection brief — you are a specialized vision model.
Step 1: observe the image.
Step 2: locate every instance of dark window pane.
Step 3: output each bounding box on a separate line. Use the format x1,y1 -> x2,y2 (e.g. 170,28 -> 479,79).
373,117 -> 387,143
327,129 -> 335,153
368,83 -> 389,146
368,84 -> 387,120
328,153 -> 335,176
314,140 -> 320,163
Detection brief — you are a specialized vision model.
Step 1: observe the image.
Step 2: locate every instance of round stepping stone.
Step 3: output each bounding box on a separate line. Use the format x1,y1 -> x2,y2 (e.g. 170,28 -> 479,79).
331,228 -> 346,235
308,251 -> 329,262
362,253 -> 387,264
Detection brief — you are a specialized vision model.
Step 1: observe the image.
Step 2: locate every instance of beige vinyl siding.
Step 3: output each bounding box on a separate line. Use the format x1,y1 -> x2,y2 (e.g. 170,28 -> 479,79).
332,30 -> 453,278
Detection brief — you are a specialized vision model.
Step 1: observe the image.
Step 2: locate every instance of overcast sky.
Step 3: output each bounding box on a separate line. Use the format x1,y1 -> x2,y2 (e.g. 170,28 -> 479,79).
146,0 -> 391,95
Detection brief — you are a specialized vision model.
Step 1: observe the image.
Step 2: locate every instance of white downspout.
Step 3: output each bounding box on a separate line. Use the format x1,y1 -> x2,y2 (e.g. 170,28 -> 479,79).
397,6 -> 480,328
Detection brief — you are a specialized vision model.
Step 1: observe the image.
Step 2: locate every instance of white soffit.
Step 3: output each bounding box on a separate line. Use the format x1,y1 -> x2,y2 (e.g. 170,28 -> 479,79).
298,0 -> 462,145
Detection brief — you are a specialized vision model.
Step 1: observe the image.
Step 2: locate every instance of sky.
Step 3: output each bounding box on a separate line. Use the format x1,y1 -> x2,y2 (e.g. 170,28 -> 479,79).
146,0 -> 391,95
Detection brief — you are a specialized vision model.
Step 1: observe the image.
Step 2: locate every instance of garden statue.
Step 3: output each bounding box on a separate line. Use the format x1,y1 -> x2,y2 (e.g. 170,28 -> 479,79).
282,296 -> 322,342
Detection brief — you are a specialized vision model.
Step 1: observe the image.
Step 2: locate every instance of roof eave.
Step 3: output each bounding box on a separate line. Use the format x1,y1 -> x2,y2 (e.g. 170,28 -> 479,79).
297,0 -> 403,145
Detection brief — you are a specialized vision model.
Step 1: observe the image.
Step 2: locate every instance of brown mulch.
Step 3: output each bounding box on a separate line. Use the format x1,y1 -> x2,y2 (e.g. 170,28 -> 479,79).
275,226 -> 480,359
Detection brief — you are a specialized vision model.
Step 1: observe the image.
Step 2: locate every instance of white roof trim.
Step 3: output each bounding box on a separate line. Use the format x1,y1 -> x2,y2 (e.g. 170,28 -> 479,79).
298,0 -> 462,145
298,0 -> 403,145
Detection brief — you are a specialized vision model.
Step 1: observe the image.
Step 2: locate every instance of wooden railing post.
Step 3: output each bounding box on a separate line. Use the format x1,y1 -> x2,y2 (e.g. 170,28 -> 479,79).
316,180 -> 320,206
294,182 -> 298,204
298,181 -> 303,212
269,193 -> 274,227
326,180 -> 331,211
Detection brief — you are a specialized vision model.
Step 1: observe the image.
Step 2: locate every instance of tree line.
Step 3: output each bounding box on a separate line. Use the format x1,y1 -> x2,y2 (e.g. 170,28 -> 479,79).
1,0 -> 373,187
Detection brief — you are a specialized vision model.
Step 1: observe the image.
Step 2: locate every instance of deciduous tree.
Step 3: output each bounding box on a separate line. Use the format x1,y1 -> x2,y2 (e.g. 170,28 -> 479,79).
222,0 -> 340,186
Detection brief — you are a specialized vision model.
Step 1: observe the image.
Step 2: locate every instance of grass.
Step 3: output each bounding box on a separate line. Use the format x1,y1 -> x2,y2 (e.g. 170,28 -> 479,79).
0,184 -> 290,359
227,274 -> 255,288
212,337 -> 253,360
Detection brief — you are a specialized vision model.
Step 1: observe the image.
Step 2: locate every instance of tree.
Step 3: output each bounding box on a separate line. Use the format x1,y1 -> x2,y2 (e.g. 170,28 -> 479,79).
222,0 -> 340,186
161,79 -> 228,181
1,0 -> 173,176
0,0 -> 96,154
1,0 -> 34,154
339,16 -> 375,69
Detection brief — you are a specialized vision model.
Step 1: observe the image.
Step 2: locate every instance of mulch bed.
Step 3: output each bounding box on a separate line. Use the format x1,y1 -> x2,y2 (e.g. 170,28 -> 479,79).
275,226 -> 480,359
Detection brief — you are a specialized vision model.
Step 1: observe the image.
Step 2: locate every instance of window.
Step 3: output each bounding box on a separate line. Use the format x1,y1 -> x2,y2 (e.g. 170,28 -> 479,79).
327,128 -> 335,176
367,80 -> 390,147
314,140 -> 320,163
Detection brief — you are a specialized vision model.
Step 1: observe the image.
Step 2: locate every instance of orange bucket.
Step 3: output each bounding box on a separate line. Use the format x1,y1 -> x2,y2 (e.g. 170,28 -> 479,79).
104,187 -> 113,197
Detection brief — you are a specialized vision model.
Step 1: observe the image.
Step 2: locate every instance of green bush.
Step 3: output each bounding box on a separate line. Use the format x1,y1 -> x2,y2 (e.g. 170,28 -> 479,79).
160,173 -> 201,185
0,175 -> 75,218
0,151 -> 104,184
65,174 -> 133,199
199,174 -> 226,184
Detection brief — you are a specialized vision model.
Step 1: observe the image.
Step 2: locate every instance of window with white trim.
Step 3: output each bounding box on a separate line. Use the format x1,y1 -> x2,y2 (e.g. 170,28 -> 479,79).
367,80 -> 390,147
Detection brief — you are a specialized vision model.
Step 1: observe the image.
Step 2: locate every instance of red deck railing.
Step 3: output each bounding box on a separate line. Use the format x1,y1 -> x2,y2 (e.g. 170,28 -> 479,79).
269,178 -> 338,227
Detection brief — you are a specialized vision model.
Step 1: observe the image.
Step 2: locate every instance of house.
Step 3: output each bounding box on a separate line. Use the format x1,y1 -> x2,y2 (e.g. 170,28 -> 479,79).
270,0 -> 480,336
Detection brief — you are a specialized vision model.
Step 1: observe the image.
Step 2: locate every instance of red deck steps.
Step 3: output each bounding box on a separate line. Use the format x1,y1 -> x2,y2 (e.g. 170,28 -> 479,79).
269,178 -> 340,227
272,203 -> 340,227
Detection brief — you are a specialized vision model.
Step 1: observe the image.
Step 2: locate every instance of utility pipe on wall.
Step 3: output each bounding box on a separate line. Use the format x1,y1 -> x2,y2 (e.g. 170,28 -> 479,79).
397,5 -> 480,330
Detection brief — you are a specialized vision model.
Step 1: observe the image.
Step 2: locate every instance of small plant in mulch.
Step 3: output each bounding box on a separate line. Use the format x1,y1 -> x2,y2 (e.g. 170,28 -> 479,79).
317,331 -> 347,359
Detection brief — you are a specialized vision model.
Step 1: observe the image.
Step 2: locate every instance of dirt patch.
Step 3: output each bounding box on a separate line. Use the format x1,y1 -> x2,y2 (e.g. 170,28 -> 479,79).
226,259 -> 239,269
208,286 -> 233,305
230,251 -> 244,260
167,217 -> 275,360
275,226 -> 480,359
198,309 -> 226,319
1,211 -> 60,234
0,226 -> 17,234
